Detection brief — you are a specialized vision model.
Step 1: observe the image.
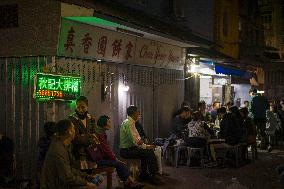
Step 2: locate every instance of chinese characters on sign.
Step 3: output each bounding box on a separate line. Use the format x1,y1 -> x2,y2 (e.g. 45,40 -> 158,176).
97,36 -> 107,57
58,19 -> 183,70
64,27 -> 75,53
112,39 -> 122,58
34,73 -> 81,101
82,33 -> 92,54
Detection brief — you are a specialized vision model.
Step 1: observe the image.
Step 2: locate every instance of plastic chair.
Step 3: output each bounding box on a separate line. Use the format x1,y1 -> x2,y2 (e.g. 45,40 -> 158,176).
174,146 -> 188,167
186,147 -> 205,167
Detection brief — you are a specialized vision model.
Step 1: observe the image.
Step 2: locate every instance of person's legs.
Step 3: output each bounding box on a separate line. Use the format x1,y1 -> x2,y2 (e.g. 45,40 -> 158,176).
153,146 -> 163,174
97,160 -> 129,182
121,147 -> 147,176
120,147 -> 158,176
255,119 -> 267,149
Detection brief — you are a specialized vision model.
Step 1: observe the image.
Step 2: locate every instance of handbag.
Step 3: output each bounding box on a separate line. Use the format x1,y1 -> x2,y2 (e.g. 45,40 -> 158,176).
86,134 -> 104,162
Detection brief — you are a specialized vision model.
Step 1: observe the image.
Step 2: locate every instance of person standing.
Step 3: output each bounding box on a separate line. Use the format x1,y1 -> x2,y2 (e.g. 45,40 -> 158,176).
40,119 -> 98,189
198,101 -> 211,123
249,89 -> 269,149
243,101 -> 250,109
210,101 -> 221,123
119,105 -> 160,185
266,103 -> 281,151
278,100 -> 284,142
69,96 -> 97,169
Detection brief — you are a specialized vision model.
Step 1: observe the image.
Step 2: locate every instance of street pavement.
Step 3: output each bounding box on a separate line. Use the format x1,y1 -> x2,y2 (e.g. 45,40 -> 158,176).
107,147 -> 284,189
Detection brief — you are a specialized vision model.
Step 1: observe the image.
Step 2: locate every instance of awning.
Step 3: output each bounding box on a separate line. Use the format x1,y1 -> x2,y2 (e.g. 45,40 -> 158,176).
215,64 -> 252,79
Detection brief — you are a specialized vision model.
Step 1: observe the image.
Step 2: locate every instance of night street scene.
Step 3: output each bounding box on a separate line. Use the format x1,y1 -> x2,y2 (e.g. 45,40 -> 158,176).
2,0 -> 284,189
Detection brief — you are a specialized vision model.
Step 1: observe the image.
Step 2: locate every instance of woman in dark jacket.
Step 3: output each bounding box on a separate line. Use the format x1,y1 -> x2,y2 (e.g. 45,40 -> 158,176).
95,115 -> 144,189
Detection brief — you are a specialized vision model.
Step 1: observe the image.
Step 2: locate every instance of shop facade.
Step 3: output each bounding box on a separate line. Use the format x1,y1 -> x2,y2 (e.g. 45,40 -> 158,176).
0,2 -> 187,178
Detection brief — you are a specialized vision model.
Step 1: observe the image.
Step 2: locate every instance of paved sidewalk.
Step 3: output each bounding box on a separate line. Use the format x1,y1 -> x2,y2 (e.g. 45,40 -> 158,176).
109,148 -> 284,189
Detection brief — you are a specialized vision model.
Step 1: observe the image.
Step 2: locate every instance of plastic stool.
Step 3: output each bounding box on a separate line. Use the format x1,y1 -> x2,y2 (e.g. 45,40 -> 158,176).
187,147 -> 205,167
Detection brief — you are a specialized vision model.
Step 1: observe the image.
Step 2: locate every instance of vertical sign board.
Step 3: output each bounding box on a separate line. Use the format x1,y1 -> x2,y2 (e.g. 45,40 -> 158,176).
34,73 -> 81,101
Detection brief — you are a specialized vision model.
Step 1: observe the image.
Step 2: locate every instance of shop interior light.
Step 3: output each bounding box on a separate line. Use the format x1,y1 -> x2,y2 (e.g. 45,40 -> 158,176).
189,64 -> 199,73
257,90 -> 265,94
118,84 -> 129,92
187,53 -> 199,57
200,75 -> 212,79
199,67 -> 215,75
97,59 -> 102,62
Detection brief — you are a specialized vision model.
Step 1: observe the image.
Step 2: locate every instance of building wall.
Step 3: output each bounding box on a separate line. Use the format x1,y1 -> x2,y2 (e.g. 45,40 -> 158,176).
0,56 -> 184,179
0,0 -> 60,57
184,74 -> 200,110
214,0 -> 239,59
200,77 -> 213,104
114,0 -> 214,41
259,0 -> 284,58
232,84 -> 251,106
181,0 -> 214,41
275,0 -> 284,57
239,0 -> 265,60
265,70 -> 284,100
0,56 -> 49,179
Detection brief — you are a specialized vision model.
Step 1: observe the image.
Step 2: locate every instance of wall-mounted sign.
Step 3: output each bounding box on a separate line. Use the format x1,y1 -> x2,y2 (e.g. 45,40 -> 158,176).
34,73 -> 81,101
57,18 -> 184,70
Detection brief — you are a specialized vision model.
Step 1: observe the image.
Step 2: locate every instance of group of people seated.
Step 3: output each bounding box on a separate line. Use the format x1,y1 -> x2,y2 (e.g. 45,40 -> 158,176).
38,96 -> 165,189
171,100 -> 257,165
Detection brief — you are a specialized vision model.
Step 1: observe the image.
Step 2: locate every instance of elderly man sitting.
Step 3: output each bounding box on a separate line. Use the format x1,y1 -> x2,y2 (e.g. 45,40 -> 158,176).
119,105 -> 161,185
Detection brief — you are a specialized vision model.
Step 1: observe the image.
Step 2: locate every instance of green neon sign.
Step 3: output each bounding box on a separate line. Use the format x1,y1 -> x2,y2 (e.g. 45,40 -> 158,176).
34,73 -> 81,101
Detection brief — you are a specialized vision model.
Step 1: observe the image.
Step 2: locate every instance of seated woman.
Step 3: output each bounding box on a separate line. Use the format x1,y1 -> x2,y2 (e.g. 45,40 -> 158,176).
94,115 -> 144,189
187,111 -> 211,148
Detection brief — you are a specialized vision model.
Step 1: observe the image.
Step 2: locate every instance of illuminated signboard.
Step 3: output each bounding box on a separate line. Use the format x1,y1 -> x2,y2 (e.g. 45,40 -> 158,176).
34,73 -> 81,101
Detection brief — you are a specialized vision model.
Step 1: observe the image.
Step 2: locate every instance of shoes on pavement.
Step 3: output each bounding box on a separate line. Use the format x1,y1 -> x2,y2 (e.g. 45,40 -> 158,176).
124,182 -> 145,189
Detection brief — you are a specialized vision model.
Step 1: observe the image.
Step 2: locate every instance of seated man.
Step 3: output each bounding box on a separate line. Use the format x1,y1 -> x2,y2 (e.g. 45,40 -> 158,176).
210,107 -> 241,162
0,133 -> 14,187
218,107 -> 241,146
119,105 -> 161,185
135,121 -> 165,176
37,121 -> 57,173
40,119 -> 98,189
171,106 -> 191,138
